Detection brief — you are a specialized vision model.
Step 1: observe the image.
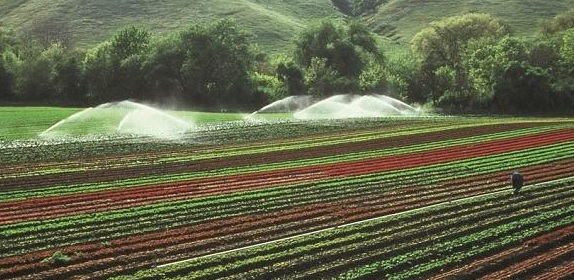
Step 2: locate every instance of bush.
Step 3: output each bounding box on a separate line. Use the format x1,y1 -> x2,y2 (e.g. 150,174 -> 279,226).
42,251 -> 71,265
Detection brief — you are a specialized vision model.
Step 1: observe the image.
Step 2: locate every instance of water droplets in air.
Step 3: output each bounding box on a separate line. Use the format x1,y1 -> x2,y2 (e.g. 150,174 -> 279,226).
248,94 -> 421,120
39,100 -> 194,140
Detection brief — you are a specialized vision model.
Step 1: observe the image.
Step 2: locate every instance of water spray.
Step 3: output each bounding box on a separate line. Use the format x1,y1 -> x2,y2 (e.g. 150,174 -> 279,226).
38,101 -> 195,141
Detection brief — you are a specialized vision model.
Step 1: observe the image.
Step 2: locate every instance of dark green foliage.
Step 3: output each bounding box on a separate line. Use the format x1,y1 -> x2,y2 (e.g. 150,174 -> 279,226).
294,21 -> 342,69
561,28 -> 574,65
305,57 -> 356,96
0,59 -> 13,100
552,28 -> 574,106
493,62 -> 553,112
13,46 -> 54,101
276,61 -> 305,96
43,46 -> 85,105
0,26 -> 20,101
143,35 -> 186,101
411,13 -> 508,109
293,20 -> 383,96
347,21 -> 383,61
406,11 -> 574,113
109,26 -> 151,61
42,251 -> 71,265
450,31 -> 573,113
176,20 -> 258,109
83,26 -> 151,103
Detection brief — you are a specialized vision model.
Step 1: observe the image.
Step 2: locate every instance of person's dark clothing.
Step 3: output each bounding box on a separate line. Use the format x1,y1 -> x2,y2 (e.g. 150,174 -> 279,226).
511,172 -> 524,194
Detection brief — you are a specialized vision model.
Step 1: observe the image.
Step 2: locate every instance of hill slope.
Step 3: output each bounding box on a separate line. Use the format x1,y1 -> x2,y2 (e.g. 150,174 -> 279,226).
365,0 -> 574,42
0,0 -> 342,53
1,0 -> 573,53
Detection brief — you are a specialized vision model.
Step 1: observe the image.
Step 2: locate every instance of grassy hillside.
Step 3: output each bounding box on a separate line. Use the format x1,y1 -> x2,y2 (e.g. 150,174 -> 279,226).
1,0 -> 573,53
0,0 -> 342,53
366,0 -> 574,43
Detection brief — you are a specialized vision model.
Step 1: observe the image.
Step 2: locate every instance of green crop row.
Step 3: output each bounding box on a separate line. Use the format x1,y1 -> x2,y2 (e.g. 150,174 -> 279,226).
160,121 -> 482,162
5,139 -> 573,236
3,140 -> 573,241
1,117 -> 553,177
111,178 -> 574,280
2,122 -> 570,202
223,185 -> 574,280
0,117 -> 567,169
342,203 -> 574,279
0,117 -> 453,164
0,118 -> 481,179
162,122 -> 572,163
2,141 -> 572,258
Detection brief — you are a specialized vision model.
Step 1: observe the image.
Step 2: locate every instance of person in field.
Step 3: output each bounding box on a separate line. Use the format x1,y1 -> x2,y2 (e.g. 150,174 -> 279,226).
511,171 -> 524,195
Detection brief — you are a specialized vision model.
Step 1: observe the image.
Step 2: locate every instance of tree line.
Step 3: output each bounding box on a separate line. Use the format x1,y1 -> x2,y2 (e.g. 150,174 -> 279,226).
0,11 -> 573,113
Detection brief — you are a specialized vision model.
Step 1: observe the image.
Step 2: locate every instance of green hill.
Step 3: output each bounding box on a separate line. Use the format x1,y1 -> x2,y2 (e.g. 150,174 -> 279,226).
364,0 -> 574,42
0,0 -> 343,53
1,0 -> 573,53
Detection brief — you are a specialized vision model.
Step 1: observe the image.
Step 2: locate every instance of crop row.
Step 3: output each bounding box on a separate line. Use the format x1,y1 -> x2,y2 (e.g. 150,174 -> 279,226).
2,165 -> 572,279
111,177 -> 574,280
2,128 -> 572,225
1,119 -> 572,279
2,138 -> 573,239
0,120 -> 506,183
0,117 -> 450,165
2,140 -> 573,250
161,121 -> 563,163
431,225 -> 574,279
0,121 -> 565,184
1,150 -> 572,278
1,123 -> 570,201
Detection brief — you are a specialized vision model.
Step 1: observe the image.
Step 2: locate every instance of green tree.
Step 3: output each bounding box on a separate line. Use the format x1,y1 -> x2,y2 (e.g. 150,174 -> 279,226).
177,19 -> 257,109
411,13 -> 508,107
0,56 -> 13,101
143,35 -> 186,101
276,61 -> 305,96
464,36 -> 564,112
294,20 -> 360,78
83,26 -> 151,102
109,26 -> 151,61
552,28 -> 574,108
1,43 -> 69,102
493,61 -> 552,112
0,26 -> 21,100
293,20 -> 383,96
305,57 -> 353,96
251,72 -> 284,102
464,37 -> 527,104
350,0 -> 385,16
561,28 -> 574,64
83,41 -> 114,102
331,0 -> 353,15
18,50 -> 53,101
47,47 -> 85,104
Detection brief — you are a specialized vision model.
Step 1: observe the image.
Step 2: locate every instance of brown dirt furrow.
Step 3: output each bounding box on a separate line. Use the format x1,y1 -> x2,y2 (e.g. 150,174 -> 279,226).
479,238 -> 574,280
429,225 -> 574,280
530,257 -> 574,280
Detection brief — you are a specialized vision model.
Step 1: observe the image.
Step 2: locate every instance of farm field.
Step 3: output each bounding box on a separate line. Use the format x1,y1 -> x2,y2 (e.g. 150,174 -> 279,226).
1,109 -> 574,279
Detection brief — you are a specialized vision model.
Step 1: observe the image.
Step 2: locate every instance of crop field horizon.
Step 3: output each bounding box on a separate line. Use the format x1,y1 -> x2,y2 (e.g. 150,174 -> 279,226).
1,106 -> 573,279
